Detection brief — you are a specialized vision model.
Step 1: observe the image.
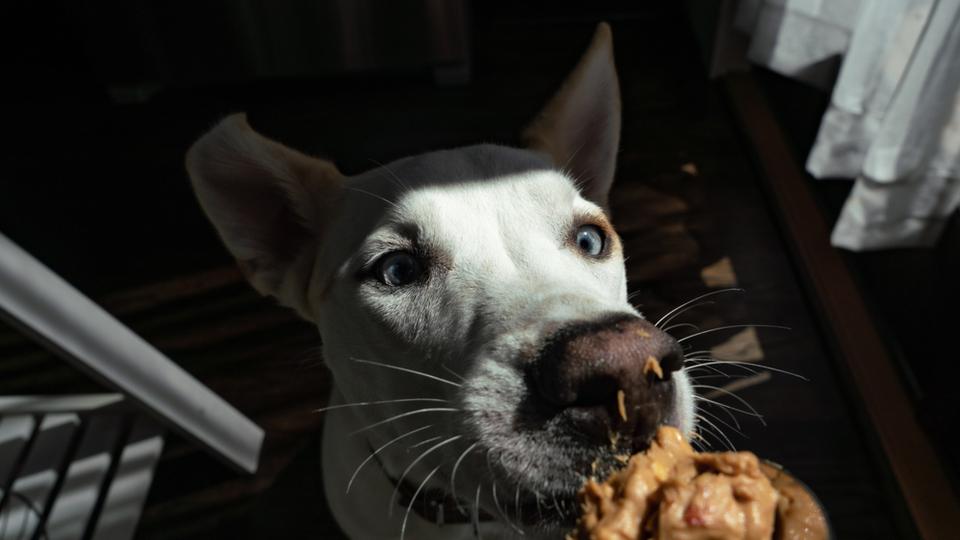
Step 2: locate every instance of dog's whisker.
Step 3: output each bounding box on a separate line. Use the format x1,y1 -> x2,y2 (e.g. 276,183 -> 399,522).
561,140 -> 588,177
693,413 -> 727,448
686,358 -> 808,380
484,447 -> 497,473
352,357 -> 463,387
551,493 -> 566,520
687,372 -> 745,381
688,429 -> 708,451
561,157 -> 588,192
491,483 -> 505,523
687,358 -> 761,378
390,435 -> 463,513
684,364 -> 730,378
655,288 -> 744,328
450,441 -> 481,516
344,186 -> 400,209
696,413 -> 737,451
492,483 -> 524,535
514,484 -> 522,529
716,373 -> 773,397
690,436 -> 706,452
349,407 -> 460,436
677,324 -> 790,343
696,402 -> 745,435
346,424 -> 433,494
401,463 -> 444,540
683,349 -> 713,359
663,322 -> 700,335
684,356 -> 727,363
440,363 -> 467,383
315,397 -> 448,414
659,300 -> 717,329
472,485 -> 483,539
368,158 -> 411,192
497,448 -> 512,474
694,395 -> 764,421
691,384 -> 766,426
693,415 -> 730,450
408,435 -> 444,450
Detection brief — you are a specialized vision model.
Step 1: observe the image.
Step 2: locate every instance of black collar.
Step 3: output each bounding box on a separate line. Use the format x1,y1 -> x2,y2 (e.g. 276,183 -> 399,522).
372,445 -> 496,528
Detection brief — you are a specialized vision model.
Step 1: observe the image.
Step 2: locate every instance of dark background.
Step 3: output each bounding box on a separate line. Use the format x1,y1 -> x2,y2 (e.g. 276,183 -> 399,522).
1,1 -> 956,538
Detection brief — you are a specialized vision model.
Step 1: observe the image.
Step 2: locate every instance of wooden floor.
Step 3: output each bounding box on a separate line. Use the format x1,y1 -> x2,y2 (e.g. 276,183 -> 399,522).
0,3 -> 917,539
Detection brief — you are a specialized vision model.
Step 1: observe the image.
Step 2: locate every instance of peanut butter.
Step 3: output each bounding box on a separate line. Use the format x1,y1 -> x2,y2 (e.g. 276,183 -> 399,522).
571,426 -> 827,540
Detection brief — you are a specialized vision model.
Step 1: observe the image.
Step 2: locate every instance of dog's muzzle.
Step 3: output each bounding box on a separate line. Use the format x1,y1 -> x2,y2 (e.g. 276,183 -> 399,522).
527,315 -> 683,452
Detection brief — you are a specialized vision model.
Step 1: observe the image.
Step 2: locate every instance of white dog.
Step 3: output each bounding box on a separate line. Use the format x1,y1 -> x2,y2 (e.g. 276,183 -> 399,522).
186,23 -> 695,540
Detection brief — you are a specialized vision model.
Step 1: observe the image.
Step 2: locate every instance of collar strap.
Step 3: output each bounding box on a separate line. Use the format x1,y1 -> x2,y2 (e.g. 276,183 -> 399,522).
393,475 -> 495,526
372,446 -> 496,526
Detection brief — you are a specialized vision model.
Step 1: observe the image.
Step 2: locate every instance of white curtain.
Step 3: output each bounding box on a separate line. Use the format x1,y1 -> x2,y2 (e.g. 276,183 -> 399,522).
736,0 -> 960,250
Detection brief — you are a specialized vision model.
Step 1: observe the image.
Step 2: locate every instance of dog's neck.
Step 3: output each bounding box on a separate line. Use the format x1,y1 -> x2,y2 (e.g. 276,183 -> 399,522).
321,388 -> 512,539
378,452 -> 495,528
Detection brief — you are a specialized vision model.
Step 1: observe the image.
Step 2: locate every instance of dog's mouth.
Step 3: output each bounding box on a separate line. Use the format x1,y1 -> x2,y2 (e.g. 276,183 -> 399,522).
379,447 -> 580,531
505,490 -> 579,530
466,432 -> 669,533
458,393 -> 681,533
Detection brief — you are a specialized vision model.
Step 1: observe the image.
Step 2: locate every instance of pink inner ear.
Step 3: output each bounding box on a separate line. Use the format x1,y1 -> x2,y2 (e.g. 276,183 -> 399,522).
193,152 -> 305,263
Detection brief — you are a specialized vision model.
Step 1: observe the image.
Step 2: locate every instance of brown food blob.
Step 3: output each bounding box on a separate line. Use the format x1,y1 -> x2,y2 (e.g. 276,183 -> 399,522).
760,463 -> 828,540
570,426 -> 827,540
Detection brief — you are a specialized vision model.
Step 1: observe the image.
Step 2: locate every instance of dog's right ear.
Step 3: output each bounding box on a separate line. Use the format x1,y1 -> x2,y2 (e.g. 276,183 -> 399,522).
185,113 -> 343,319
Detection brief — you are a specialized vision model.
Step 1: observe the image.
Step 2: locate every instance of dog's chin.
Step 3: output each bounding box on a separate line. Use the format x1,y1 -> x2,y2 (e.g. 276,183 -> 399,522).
473,406 -> 690,534
481,442 -> 652,528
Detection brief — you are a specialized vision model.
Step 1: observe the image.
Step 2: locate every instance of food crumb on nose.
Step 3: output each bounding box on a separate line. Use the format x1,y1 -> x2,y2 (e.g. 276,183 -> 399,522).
643,355 -> 664,379
636,329 -> 652,338
616,389 -> 628,421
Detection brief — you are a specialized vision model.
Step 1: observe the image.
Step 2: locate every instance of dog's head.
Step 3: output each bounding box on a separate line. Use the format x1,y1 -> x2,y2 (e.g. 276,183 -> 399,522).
186,23 -> 694,535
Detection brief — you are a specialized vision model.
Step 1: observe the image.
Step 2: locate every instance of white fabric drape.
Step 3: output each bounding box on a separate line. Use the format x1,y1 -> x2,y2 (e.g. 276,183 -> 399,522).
736,0 -> 960,250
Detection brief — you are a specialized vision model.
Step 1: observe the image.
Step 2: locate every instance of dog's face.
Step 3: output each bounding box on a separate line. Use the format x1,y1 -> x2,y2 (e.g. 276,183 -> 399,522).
187,24 -> 694,536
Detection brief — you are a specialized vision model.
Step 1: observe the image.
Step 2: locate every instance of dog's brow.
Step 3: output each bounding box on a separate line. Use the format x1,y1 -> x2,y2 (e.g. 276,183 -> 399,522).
354,225 -> 419,270
573,206 -> 611,228
590,212 -> 614,232
356,237 -> 412,268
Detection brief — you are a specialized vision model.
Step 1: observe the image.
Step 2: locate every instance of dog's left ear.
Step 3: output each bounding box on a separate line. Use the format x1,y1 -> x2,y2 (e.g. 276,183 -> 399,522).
522,22 -> 621,212
186,113 -> 343,319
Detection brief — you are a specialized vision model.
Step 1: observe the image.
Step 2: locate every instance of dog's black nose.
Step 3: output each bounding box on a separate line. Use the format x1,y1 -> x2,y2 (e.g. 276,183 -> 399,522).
530,315 -> 683,450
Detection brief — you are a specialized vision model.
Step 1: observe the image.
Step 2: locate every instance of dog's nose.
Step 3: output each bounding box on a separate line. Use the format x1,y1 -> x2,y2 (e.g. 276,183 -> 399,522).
530,315 -> 683,449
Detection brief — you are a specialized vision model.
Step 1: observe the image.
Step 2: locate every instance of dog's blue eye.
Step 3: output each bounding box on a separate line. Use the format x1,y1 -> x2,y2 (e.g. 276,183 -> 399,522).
575,225 -> 605,257
378,251 -> 422,286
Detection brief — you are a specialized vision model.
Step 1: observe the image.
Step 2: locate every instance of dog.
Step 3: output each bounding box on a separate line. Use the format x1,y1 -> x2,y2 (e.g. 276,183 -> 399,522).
186,23 -> 695,539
